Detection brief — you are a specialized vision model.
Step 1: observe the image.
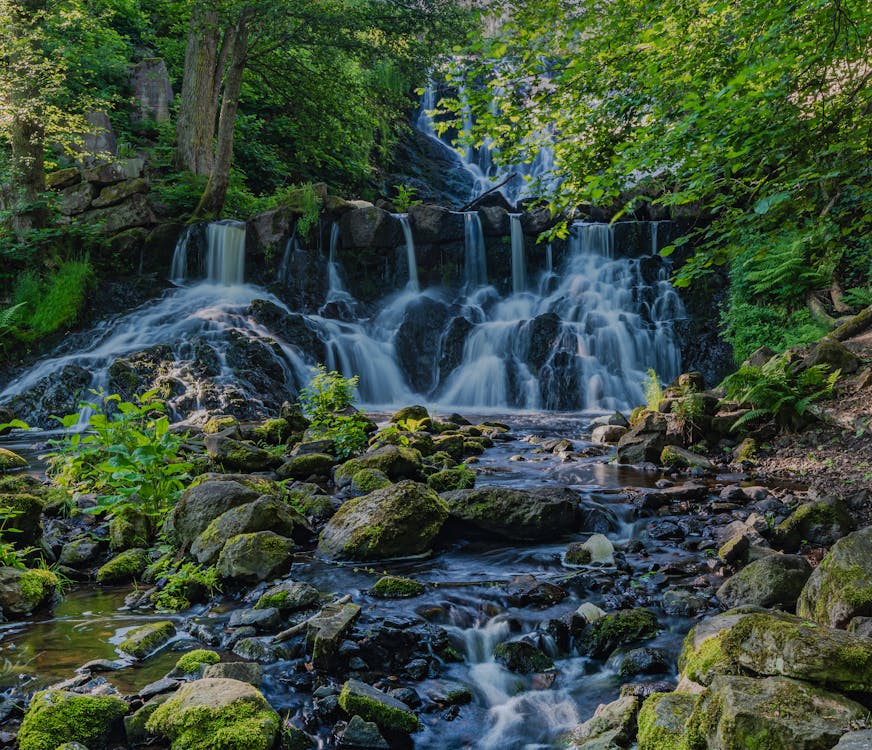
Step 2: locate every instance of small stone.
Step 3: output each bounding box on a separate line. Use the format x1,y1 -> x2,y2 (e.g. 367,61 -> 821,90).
337,715 -> 389,749
228,607 -> 282,631
202,661 -> 263,685
493,640 -> 554,674
118,621 -> 175,659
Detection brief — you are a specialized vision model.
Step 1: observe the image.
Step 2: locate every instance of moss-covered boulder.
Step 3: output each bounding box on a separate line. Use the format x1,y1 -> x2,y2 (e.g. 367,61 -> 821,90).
493,640 -> 554,674
678,609 -> 872,692
168,480 -> 259,547
686,675 -> 867,750
109,507 -> 152,551
277,453 -> 335,480
443,486 -> 578,541
426,466 -> 475,492
146,678 -> 279,750
637,692 -> 695,750
0,447 -> 28,472
203,415 -> 240,434
18,690 -> 127,750
797,526 -> 872,628
191,496 -> 307,565
334,445 -> 424,486
776,496 -> 854,551
255,580 -> 320,612
390,405 -> 430,424
251,417 -> 295,445
577,608 -> 660,659
659,445 -> 715,470
0,492 -> 44,545
566,695 -> 639,750
716,554 -> 812,610
350,468 -> 392,495
371,575 -> 425,599
175,649 -> 220,675
216,531 -> 295,582
317,480 -> 447,560
0,567 -> 58,614
119,621 -> 175,659
338,678 -> 419,733
96,547 -> 150,584
206,436 -> 282,473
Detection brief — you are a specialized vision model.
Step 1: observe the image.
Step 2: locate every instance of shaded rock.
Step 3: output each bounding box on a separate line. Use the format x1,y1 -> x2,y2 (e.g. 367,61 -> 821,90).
834,730 -> 872,749
659,445 -> 715,470
168,480 -> 259,547
338,679 -> 419,733
395,297 -> 451,393
716,554 -> 812,609
0,567 -> 57,614
255,581 -> 320,612
662,589 -> 708,617
803,337 -> 861,374
443,486 -> 577,541
131,58 -> 173,122
776,496 -> 854,551
307,600 -> 361,670
278,453 -> 336,480
493,640 -> 554,674
566,695 -> 639,750
118,621 -> 175,660
505,574 -> 567,607
80,192 -> 154,233
205,435 -> 281,473
334,445 -> 424,486
338,715 -> 389,749
591,424 -> 627,444
616,412 -> 670,464
46,167 -> 81,189
217,531 -> 295,582
318,481 -> 447,561
60,182 -> 95,215
578,609 -> 660,659
338,206 -> 401,248
91,178 -> 149,209
619,648 -> 670,678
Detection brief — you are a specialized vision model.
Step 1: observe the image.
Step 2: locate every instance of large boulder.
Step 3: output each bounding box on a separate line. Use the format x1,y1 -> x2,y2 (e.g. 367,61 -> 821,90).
443,486 -> 578,541
334,445 -> 424,486
91,177 -> 149,209
636,692 -> 695,750
566,695 -> 639,750
0,567 -> 57,614
775,496 -> 854,551
80,192 -> 154,233
318,480 -> 447,560
615,411 -> 670,464
678,609 -> 872,692
395,297 -> 452,393
338,206 -> 402,249
18,690 -> 127,750
168,480 -> 259,547
686,675 -> 867,750
577,608 -> 660,659
407,204 -> 464,244
797,525 -> 872,628
146,678 -> 279,750
130,58 -> 173,122
216,531 -> 295,582
191,496 -> 308,565
716,554 -> 812,610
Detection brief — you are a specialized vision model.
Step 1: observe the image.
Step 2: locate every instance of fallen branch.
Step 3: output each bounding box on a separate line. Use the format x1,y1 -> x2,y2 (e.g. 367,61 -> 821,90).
831,304 -> 872,342
459,173 -> 517,212
271,594 -> 351,644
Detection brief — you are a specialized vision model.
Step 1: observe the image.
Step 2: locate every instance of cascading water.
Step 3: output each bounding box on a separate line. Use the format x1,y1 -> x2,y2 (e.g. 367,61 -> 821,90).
396,214 -> 419,292
463,212 -> 488,289
205,221 -> 246,285
508,214 -> 527,294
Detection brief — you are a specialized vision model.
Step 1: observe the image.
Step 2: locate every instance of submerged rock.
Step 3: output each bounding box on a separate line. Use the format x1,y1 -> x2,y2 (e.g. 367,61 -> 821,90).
318,481 -> 447,560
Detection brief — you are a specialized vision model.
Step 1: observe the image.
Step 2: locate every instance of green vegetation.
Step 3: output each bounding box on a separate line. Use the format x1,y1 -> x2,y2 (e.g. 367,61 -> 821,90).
175,649 -> 220,674
299,365 -> 369,460
18,690 -> 128,750
149,559 -> 221,611
119,620 -> 175,659
643,369 -> 664,412
371,575 -> 425,599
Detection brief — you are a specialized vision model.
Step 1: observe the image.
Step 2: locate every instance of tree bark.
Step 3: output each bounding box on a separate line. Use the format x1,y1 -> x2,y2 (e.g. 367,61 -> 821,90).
175,7 -> 221,175
194,8 -> 251,218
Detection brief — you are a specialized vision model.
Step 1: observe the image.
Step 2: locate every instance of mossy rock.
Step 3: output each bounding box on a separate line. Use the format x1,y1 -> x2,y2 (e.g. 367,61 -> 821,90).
124,694 -> 170,745
578,608 -> 660,659
216,531 -> 295,582
146,677 -> 279,750
776,497 -> 854,551
390,405 -> 431,424
797,525 -> 872,628
18,690 -> 127,750
251,417 -> 293,445
119,621 -> 175,659
350,468 -> 392,495
109,507 -> 152,551
168,480 -> 260,547
0,566 -> 58,614
426,466 -> 475,493
277,453 -> 336,480
338,678 -> 419,733
637,692 -> 696,750
96,547 -> 150,584
716,554 -> 811,610
660,445 -> 715,470
0,447 -> 28,472
334,445 -> 424,486
371,576 -> 425,599
254,581 -> 320,612
493,640 -> 554,674
176,648 -> 220,674
203,415 -> 240,434
566,695 -> 640,749
0,492 -> 44,545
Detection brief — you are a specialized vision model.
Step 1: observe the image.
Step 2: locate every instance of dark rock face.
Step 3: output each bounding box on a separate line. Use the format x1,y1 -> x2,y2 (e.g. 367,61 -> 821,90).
5,365 -> 91,429
408,205 -> 464,244
131,58 -> 173,123
395,297 -> 452,393
248,300 -> 327,363
438,316 -> 474,380
386,128 -> 474,207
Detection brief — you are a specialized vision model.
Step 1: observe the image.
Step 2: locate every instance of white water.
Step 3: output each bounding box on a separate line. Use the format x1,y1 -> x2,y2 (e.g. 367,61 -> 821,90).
508,214 -> 527,294
205,222 -> 246,285
396,214 -> 419,292
463,212 -> 488,289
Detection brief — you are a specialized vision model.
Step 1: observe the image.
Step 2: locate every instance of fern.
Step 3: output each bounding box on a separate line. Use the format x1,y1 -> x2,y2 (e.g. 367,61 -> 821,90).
642,368 -> 664,411
743,233 -> 834,302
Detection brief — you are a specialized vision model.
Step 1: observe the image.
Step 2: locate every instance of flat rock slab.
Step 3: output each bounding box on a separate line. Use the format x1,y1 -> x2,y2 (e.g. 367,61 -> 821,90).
307,601 -> 361,670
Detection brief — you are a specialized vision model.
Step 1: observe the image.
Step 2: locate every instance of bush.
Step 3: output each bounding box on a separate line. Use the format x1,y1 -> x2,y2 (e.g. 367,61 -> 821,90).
298,365 -> 368,460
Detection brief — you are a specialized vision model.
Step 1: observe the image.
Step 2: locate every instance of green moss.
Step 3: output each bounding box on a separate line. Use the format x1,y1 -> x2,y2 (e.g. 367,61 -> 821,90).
804,557 -> 872,625
337,682 -> 419,733
176,649 -> 220,674
119,621 -> 175,659
204,416 -> 239,434
493,641 -> 555,673
426,466 -> 475,492
351,468 -> 391,494
678,630 -> 732,685
637,692 -> 695,750
0,447 -> 28,471
251,418 -> 291,445
581,608 -> 660,659
96,547 -> 150,584
18,568 -> 58,611
371,576 -> 425,598
255,590 -> 290,609
18,690 -> 127,750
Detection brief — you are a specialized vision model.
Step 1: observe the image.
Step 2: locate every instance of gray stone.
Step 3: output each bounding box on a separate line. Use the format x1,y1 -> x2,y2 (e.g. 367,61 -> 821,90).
168,480 -> 259,547
615,412 -> 670,464
833,730 -> 872,749
716,554 -> 812,609
79,193 -> 154,233
91,178 -> 149,209
255,581 -> 321,612
131,58 -> 173,122
338,206 -> 402,248
591,424 -> 627,444
84,157 -> 143,185
216,531 -> 295,582
338,715 -> 389,749
337,679 -> 419,733
232,637 -> 277,663
567,695 -> 639,750
202,661 -> 263,685
61,182 -> 96,215
229,607 -> 281,631
79,110 -> 118,165
307,600 -> 361,670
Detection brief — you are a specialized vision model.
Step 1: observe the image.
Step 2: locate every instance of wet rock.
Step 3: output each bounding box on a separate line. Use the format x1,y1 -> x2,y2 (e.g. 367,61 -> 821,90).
338,679 -> 419,733
255,581 -> 321,612
577,609 -> 660,659
146,678 -> 279,750
493,640 -> 554,674
797,525 -> 872,628
191,496 -> 307,565
566,695 -> 639,750
659,445 -> 715,470
591,424 -> 627,444
371,576 -> 425,599
338,206 -> 402,249
505,575 -> 567,607
679,609 -> 872,692
109,507 -> 151,551
616,411 -> 670,465
217,531 -> 295,582
5,364 -> 91,429
395,297 -> 452,393
716,554 -> 812,609
168,480 -> 259,547
278,453 -> 336,480
775,496 -> 854,551
318,481 -> 447,560
636,691 -> 695,750
124,694 -> 169,745
0,447 -> 28,472
566,534 -> 615,565
18,690 -> 127,750
96,548 -> 149,584
618,647 -> 670,678
426,466 -> 476,492
438,316 -> 475,377
119,621 -> 175,659
687,675 -> 867,750
334,445 -> 424,486
307,600 -> 362,670
206,435 -> 282,473
0,566 -> 57,614
229,607 -> 281,631
661,589 -> 708,617
202,661 -> 263,685
0,492 -> 42,545
337,715 -> 389,749
426,680 -> 473,706
233,637 -> 277,663
139,677 -> 179,700
443,486 -> 577,541
717,533 -> 750,565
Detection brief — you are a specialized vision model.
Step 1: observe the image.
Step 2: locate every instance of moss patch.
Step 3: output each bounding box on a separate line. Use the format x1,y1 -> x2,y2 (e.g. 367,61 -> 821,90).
18,568 -> 58,611
119,621 -> 176,659
371,575 -> 425,598
19,690 -> 127,750
338,679 -> 419,733
176,649 -> 220,674
580,608 -> 660,659
351,468 -> 392,494
637,692 -> 695,750
96,547 -> 149,584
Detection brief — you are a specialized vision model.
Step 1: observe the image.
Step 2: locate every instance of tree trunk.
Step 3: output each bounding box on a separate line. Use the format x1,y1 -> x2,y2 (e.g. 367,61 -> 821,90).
194,8 -> 251,219
175,7 -> 221,175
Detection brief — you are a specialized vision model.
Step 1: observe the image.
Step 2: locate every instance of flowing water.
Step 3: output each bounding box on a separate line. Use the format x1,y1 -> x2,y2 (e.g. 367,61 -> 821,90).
396,214 -> 420,292
463,212 -> 488,290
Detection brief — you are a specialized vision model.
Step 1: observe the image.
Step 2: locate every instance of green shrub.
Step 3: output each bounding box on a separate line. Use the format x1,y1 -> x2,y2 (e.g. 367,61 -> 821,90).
298,365 -> 368,460
722,301 -> 827,364
643,368 -> 664,411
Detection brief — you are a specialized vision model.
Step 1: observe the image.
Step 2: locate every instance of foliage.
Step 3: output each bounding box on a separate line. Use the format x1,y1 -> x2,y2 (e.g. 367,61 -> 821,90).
393,184 -> 422,212
722,357 -> 840,429
292,182 -> 321,237
0,501 -> 30,569
673,386 -> 705,442
47,389 -> 192,520
842,287 -> 872,308
439,0 -> 871,294
642,368 -> 664,412
150,559 -> 221,611
298,365 -> 368,460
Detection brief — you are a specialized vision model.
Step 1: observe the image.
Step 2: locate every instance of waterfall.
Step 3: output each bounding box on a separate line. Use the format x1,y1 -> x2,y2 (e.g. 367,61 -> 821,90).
169,226 -> 192,283
509,214 -> 527,293
396,214 -> 419,292
463,212 -> 488,289
205,221 -> 246,286
546,242 -> 553,273
276,231 -> 298,286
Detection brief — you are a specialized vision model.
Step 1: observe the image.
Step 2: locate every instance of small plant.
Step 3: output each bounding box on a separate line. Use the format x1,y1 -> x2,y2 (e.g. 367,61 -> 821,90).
642,368 -> 664,411
672,385 -> 705,441
298,365 -> 368,460
0,502 -> 30,569
150,559 -> 221,611
842,287 -> 872,308
393,184 -> 422,212
295,182 -> 322,237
